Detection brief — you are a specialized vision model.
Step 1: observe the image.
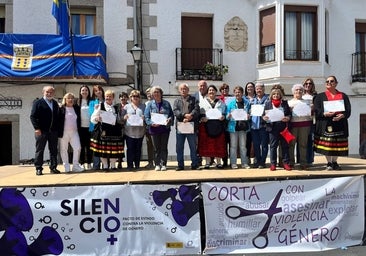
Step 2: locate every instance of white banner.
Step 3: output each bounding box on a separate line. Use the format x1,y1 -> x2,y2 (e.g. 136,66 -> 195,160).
0,184 -> 201,255
202,176 -> 364,254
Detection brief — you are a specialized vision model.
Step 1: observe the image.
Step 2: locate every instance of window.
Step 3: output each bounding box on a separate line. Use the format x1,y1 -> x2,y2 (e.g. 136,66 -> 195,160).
354,22 -> 366,77
0,6 -> 5,33
259,7 -> 275,63
284,5 -> 318,61
71,8 -> 96,35
356,23 -> 366,53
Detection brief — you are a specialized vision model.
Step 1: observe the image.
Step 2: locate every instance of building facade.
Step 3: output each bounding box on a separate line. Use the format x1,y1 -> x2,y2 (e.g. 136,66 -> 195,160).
0,0 -> 365,164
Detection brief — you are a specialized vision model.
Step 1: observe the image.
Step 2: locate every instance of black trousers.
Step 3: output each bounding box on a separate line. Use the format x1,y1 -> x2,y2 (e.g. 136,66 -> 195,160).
34,130 -> 58,170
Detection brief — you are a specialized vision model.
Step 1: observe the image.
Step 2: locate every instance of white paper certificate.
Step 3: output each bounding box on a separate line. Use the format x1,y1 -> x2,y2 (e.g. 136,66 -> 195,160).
206,109 -> 222,120
127,114 -> 143,126
177,122 -> 194,134
231,109 -> 247,120
100,110 -> 116,125
266,108 -> 284,122
323,100 -> 345,112
250,104 -> 265,116
292,102 -> 311,117
151,113 -> 167,125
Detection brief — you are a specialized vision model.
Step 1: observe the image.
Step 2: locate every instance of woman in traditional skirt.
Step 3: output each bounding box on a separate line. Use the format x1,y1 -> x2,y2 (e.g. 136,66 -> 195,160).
90,90 -> 124,170
198,85 -> 227,169
313,75 -> 351,170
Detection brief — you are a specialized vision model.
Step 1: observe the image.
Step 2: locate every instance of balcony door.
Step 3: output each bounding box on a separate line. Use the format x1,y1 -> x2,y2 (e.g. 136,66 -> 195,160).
181,16 -> 213,71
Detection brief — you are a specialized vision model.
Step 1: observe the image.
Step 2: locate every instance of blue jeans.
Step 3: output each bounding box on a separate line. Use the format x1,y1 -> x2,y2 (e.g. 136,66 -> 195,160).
125,136 -> 144,169
176,132 -> 198,168
229,131 -> 247,166
269,132 -> 290,165
251,127 -> 269,166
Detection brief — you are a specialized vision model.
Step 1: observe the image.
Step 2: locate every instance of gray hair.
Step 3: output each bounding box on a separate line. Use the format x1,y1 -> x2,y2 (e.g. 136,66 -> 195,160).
291,84 -> 304,94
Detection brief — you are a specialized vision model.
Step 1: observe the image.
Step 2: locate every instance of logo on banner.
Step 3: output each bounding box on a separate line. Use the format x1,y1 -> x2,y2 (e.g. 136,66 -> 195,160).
152,185 -> 200,227
0,188 -> 63,255
12,44 -> 33,71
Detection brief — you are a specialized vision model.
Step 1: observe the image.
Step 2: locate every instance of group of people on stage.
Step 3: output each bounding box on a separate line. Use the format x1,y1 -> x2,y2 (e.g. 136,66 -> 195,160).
174,75 -> 350,172
30,75 -> 351,175
30,85 -> 146,175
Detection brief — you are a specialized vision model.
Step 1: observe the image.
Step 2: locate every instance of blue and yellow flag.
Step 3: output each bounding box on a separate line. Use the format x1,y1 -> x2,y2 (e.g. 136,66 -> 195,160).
52,0 -> 70,44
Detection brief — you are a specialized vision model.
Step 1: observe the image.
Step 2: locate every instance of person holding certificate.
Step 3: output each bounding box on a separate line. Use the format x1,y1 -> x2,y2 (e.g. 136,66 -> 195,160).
226,86 -> 251,169
115,92 -> 129,169
89,85 -> 105,170
244,82 -> 256,165
58,93 -> 84,173
90,90 -> 124,171
263,88 -> 292,171
288,84 -> 313,170
250,82 -> 269,169
302,77 -> 317,166
122,90 -> 145,171
144,86 -> 174,171
173,83 -> 200,171
313,75 -> 351,170
198,85 -> 227,169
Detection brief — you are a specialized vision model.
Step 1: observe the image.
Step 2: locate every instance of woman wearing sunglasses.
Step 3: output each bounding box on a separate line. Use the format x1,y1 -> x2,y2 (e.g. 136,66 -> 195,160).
313,75 -> 351,170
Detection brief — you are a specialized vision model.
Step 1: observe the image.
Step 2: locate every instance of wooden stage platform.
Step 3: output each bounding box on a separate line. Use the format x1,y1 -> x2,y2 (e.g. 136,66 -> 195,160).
1,156 -> 366,187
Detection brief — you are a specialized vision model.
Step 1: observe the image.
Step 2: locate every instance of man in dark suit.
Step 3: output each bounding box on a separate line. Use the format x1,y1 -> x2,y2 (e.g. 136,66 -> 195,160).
30,86 -> 61,175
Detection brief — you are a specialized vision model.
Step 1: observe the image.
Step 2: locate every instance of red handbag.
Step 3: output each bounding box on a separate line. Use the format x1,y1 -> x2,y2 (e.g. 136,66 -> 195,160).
280,126 -> 295,144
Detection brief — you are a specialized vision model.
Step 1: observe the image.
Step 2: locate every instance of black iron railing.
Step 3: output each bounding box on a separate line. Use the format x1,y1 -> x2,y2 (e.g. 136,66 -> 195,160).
352,52 -> 366,82
176,48 -> 223,80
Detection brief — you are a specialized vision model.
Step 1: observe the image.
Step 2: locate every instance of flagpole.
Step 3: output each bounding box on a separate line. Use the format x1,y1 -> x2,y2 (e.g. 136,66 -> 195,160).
66,0 -> 77,78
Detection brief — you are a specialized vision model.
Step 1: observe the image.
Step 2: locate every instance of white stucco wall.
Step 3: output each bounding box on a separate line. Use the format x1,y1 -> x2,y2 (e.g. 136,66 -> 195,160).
13,0 -> 56,34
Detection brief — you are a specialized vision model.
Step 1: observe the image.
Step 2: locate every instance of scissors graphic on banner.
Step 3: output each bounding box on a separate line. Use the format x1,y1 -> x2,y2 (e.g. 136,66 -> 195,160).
225,189 -> 283,249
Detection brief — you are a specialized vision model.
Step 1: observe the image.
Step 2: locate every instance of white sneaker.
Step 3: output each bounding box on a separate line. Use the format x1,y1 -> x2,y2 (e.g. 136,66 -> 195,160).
72,164 -> 84,172
231,164 -> 238,169
86,164 -> 92,170
154,166 -> 161,171
64,163 -> 70,173
161,166 -> 167,171
242,164 -> 250,169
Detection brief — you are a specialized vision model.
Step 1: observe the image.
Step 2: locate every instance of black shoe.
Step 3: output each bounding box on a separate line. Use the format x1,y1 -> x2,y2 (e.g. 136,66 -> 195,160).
325,162 -> 333,170
217,164 -> 224,169
332,162 -> 342,170
175,167 -> 184,171
36,169 -> 43,176
191,166 -> 199,170
50,169 -> 61,174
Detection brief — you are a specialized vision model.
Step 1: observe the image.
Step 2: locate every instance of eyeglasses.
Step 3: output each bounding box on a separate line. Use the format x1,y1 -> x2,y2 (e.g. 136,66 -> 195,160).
304,82 -> 313,85
326,80 -> 335,84
132,95 -> 140,98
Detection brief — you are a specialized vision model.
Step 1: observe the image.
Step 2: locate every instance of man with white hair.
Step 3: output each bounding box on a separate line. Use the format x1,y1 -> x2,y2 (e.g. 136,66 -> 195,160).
173,83 -> 200,170
30,86 -> 61,175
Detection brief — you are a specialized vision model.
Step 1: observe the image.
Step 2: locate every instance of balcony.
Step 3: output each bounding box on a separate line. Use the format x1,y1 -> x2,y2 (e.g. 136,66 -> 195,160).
175,48 -> 223,80
352,52 -> 366,82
